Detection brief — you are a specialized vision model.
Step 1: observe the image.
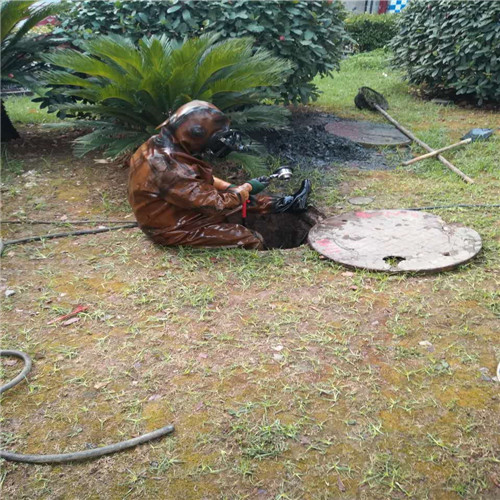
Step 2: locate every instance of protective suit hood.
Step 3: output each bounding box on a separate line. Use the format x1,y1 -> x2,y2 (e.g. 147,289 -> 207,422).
157,100 -> 230,155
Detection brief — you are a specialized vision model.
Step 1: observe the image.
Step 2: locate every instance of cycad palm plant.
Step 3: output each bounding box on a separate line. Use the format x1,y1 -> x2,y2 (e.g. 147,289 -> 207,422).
42,33 -> 293,170
1,0 -> 63,140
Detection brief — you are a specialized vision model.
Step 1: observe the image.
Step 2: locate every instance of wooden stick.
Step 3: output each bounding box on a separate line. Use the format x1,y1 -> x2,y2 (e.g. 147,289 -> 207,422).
402,138 -> 471,166
374,104 -> 474,184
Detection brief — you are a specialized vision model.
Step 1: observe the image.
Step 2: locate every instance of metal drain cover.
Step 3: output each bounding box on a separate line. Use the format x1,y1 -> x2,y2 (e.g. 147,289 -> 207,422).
325,120 -> 411,147
308,210 -> 482,273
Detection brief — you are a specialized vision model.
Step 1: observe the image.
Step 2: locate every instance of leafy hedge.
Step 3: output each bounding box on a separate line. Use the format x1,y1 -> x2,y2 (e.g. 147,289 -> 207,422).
345,13 -> 398,52
391,0 -> 500,103
54,0 -> 348,104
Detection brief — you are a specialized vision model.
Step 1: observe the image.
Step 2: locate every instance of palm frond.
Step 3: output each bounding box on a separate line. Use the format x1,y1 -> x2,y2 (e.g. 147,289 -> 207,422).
43,50 -> 127,84
163,35 -> 220,105
202,61 -> 293,98
44,120 -> 110,129
211,90 -> 262,111
226,152 -> 267,177
133,89 -> 166,126
1,0 -> 66,81
227,106 -> 291,132
139,35 -> 177,76
200,49 -> 293,98
44,33 -> 291,158
137,75 -> 167,116
41,70 -> 97,89
72,126 -> 149,158
71,128 -> 115,156
83,35 -> 143,78
192,37 -> 253,95
90,85 -> 138,106
6,2 -> 61,48
57,104 -> 152,127
1,1 -> 34,43
102,135 -> 149,159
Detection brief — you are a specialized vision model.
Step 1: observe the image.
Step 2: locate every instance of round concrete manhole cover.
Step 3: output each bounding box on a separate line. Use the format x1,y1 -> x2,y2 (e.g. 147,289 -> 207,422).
325,120 -> 411,147
308,210 -> 482,273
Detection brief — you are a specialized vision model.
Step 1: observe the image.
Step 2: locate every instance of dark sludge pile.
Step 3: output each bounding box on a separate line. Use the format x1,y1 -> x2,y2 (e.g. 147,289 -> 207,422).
250,111 -> 391,170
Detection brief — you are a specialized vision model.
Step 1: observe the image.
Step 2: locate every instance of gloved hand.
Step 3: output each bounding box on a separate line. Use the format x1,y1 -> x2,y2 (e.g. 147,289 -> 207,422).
232,184 -> 251,204
247,178 -> 269,195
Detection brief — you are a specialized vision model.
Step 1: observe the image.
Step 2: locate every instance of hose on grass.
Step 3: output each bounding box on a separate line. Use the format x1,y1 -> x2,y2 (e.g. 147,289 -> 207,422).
0,350 -> 32,394
406,203 -> 500,211
0,220 -> 137,225
0,350 -> 174,464
0,223 -> 138,257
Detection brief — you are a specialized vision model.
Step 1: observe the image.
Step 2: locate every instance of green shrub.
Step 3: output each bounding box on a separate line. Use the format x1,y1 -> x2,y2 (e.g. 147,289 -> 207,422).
1,0 -> 65,140
345,13 -> 398,52
42,33 -> 291,168
1,0 -> 63,84
390,0 -> 500,103
53,0 -> 348,104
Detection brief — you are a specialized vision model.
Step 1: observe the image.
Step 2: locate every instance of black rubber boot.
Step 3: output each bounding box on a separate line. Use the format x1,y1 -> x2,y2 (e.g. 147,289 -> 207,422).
272,179 -> 311,213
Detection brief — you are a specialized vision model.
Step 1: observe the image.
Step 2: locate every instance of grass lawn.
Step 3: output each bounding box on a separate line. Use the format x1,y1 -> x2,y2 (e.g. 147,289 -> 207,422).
1,51 -> 499,499
2,95 -> 63,125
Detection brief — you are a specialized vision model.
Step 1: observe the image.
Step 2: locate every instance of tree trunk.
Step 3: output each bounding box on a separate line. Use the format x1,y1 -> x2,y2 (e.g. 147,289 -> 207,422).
1,99 -> 20,141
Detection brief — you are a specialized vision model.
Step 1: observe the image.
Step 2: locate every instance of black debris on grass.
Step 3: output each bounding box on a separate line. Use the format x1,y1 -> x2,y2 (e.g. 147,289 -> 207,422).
251,110 -> 397,171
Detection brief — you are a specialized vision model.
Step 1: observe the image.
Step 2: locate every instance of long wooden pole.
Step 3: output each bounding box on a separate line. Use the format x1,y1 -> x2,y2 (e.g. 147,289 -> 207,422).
374,104 -> 474,184
402,138 -> 471,166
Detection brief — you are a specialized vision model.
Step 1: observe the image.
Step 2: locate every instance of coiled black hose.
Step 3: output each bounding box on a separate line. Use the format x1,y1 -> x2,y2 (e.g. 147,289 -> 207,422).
0,350 -> 174,464
0,350 -> 32,394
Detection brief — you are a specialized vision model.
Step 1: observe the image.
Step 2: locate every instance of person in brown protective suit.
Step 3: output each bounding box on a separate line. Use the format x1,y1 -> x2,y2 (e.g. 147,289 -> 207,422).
128,100 -> 311,250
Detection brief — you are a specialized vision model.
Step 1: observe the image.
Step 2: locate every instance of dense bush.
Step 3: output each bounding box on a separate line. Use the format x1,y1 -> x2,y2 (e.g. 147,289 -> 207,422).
54,0 -> 348,104
345,13 -> 398,52
42,34 -> 291,168
391,0 -> 500,103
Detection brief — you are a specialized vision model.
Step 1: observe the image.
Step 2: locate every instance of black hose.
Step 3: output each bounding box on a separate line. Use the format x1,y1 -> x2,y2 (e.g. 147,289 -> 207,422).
0,223 -> 138,256
0,220 -> 137,225
0,350 -> 32,394
0,425 -> 175,464
406,203 -> 500,211
0,350 -> 174,464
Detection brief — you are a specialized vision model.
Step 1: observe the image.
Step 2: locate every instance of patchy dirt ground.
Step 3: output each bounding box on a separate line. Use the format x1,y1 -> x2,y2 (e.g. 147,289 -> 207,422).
1,123 -> 499,500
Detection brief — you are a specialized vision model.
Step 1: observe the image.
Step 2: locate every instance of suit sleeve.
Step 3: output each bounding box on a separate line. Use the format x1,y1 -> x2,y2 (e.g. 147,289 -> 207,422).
161,175 -> 242,214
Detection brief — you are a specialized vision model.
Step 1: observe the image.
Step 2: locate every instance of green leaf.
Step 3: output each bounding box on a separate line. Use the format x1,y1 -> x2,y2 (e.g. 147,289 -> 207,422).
247,24 -> 265,33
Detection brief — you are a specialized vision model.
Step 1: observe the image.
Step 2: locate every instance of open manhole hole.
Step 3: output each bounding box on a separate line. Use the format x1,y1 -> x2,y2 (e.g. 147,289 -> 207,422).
228,208 -> 322,249
308,210 -> 482,273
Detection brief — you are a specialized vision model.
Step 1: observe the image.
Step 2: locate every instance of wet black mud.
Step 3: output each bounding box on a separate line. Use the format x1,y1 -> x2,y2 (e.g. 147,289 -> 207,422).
252,109 -> 395,171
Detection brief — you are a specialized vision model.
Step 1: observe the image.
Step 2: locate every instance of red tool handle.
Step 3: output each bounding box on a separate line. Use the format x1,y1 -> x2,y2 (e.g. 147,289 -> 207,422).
242,200 -> 248,227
